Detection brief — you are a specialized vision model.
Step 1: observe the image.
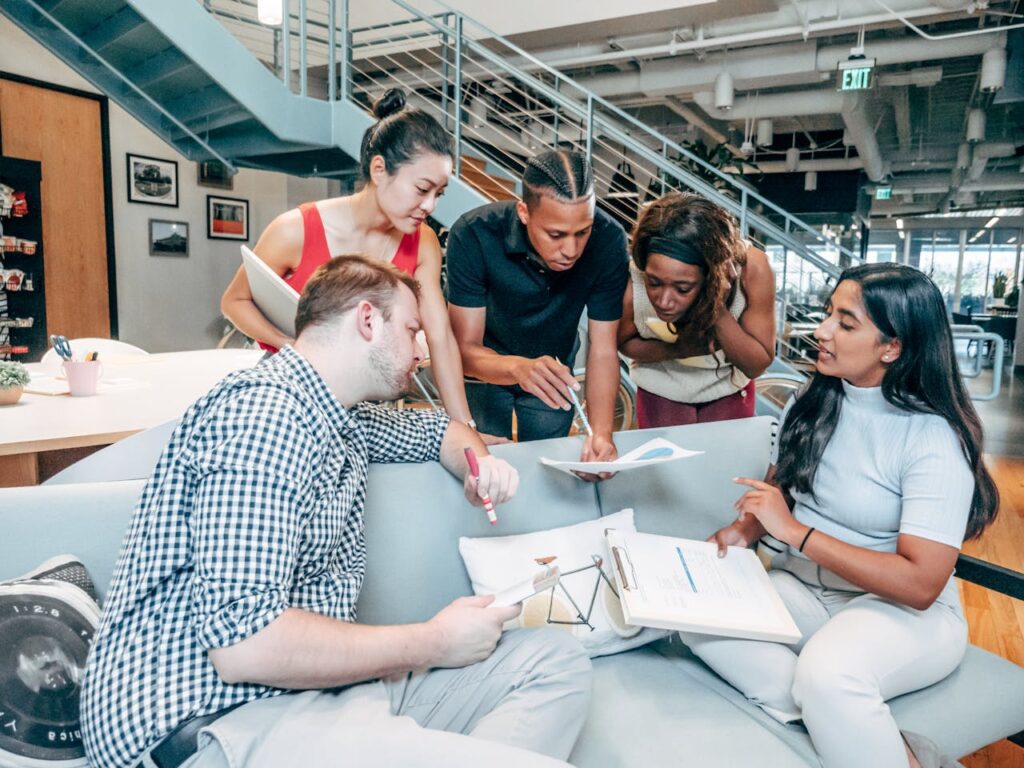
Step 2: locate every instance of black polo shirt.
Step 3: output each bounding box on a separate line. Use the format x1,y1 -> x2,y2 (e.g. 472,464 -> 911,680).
446,201 -> 628,366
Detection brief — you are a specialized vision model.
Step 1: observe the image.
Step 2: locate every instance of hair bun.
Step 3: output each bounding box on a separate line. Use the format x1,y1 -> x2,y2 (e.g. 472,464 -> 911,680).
372,88 -> 406,120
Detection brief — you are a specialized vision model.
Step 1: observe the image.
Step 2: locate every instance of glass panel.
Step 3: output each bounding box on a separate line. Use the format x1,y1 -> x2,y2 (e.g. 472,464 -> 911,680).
959,230 -> 991,314
920,229 -> 958,311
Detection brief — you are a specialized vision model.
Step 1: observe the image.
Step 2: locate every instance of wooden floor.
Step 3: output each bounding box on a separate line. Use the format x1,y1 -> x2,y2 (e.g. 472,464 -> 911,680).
959,456 -> 1024,768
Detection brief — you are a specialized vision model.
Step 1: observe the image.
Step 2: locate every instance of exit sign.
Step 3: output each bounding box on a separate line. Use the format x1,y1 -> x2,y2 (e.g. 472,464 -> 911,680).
837,58 -> 875,91
875,186 -> 892,200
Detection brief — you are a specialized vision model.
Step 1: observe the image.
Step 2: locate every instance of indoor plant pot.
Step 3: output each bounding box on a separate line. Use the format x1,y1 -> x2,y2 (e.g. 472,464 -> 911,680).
0,360 -> 30,405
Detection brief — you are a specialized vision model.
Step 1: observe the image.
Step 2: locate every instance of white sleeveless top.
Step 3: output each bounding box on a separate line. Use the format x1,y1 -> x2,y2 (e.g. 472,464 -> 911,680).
629,261 -> 750,404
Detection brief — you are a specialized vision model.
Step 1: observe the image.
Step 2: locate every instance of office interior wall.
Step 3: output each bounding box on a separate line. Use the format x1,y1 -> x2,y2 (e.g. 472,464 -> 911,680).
0,16 -> 329,352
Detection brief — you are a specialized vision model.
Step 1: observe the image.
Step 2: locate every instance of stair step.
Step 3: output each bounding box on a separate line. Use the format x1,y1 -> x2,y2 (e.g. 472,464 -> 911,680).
461,156 -> 518,202
80,6 -> 143,52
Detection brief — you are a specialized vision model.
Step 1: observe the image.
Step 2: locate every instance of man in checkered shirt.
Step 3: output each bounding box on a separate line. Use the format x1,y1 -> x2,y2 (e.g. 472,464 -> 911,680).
81,256 -> 592,768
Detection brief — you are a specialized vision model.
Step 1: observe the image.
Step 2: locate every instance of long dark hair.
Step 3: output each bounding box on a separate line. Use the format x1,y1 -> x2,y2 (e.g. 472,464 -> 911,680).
775,263 -> 998,540
631,192 -> 747,341
359,88 -> 453,180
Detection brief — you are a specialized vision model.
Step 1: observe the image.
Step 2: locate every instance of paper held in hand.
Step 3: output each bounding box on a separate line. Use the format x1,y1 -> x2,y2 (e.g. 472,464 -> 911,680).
241,245 -> 299,339
605,529 -> 801,643
540,437 -> 702,476
490,566 -> 561,608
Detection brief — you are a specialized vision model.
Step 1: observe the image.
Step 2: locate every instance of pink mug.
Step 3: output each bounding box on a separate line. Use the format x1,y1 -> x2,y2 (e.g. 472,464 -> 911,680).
62,360 -> 104,397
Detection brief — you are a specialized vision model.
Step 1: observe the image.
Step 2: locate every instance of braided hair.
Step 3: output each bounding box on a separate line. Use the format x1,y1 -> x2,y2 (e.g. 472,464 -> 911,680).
521,150 -> 594,209
359,88 -> 453,180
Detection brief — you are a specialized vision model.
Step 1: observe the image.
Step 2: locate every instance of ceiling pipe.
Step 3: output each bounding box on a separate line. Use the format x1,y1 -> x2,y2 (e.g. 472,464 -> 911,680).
536,0 -> 971,72
694,88 -> 845,120
840,91 -> 887,182
890,172 -> 1024,194
574,28 -> 1002,98
967,142 -> 1020,181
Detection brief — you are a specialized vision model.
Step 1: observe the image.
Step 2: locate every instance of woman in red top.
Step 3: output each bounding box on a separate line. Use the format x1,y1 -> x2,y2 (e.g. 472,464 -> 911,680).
222,89 -> 480,430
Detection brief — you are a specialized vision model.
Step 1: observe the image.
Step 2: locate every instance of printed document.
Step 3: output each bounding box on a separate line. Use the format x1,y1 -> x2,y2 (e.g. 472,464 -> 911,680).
541,437 -> 702,475
606,529 -> 801,643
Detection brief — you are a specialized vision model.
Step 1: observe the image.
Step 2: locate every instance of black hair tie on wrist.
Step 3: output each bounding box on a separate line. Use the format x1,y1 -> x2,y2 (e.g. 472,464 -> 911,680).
798,527 -> 816,553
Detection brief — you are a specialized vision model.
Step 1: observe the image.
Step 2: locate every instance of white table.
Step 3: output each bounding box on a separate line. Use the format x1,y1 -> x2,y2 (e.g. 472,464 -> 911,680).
0,348 -> 263,485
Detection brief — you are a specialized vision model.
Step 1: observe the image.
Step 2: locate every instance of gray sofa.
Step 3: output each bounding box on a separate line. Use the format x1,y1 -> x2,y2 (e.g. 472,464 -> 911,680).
2,416 -> 1023,766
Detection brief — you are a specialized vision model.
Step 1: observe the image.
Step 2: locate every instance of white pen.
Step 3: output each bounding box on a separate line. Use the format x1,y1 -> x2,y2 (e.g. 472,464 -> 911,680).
566,385 -> 593,437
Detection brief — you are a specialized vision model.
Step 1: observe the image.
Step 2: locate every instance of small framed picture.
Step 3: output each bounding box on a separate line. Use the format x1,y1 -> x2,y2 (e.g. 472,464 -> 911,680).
207,195 -> 249,241
149,220 -> 189,257
127,153 -> 178,207
197,160 -> 234,190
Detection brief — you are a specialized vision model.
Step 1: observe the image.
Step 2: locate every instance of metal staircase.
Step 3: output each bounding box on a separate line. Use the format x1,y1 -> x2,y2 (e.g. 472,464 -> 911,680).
3,0 -> 858,367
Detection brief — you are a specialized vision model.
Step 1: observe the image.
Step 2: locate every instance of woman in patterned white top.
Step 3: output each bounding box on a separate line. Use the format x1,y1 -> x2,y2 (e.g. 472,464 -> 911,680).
616,193 -> 776,427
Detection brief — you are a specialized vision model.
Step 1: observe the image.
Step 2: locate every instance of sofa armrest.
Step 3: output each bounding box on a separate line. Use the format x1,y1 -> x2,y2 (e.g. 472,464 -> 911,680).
956,554 -> 1024,601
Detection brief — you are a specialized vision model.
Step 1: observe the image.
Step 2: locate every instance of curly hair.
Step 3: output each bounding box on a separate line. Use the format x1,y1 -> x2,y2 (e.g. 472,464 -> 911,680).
631,192 -> 747,341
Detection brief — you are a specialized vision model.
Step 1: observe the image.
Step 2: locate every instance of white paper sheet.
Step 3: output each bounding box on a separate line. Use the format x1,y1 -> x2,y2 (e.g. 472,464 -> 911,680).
540,437 -> 702,475
606,530 -> 801,643
490,566 -> 560,607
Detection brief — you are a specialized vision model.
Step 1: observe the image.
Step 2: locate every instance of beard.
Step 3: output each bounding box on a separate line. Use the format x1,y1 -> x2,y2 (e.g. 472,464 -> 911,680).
368,325 -> 414,401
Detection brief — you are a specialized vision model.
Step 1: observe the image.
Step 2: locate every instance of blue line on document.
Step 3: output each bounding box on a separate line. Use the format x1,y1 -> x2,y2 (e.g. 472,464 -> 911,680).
676,547 -> 698,592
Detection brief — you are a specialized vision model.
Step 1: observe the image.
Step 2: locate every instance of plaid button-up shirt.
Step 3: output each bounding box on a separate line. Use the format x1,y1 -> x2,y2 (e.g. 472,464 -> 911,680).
81,347 -> 449,768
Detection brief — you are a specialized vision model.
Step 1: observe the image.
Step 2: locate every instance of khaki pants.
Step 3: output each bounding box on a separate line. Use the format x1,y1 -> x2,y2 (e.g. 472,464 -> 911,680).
176,628 -> 591,768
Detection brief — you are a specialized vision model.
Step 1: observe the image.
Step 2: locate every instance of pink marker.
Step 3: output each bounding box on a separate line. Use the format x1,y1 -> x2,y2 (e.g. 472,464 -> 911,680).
464,447 -> 498,525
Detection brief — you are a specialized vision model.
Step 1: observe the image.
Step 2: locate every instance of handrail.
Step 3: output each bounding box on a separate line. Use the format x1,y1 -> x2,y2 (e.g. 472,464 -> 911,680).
28,0 -> 236,171
199,0 -> 856,276
391,0 -> 857,265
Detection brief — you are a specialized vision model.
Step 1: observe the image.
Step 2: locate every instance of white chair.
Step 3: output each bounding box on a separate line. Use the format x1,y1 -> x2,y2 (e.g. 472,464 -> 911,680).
43,418 -> 179,485
41,337 -> 148,374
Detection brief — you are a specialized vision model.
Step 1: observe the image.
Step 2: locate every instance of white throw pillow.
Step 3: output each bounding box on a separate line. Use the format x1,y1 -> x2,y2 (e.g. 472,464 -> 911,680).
458,508 -> 668,657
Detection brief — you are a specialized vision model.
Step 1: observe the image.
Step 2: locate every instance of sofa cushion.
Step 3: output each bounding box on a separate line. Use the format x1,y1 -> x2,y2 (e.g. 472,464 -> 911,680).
570,639 -> 815,768
459,508 -> 667,657
358,433 -> 603,625
597,418 -> 774,539
0,480 -> 145,600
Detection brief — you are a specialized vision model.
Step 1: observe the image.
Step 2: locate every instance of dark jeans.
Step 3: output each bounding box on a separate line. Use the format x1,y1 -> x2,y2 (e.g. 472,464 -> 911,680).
466,381 -> 574,442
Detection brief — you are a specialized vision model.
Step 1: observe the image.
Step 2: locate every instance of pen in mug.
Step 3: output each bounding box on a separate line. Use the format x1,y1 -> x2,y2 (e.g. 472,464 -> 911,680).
463,447 -> 498,525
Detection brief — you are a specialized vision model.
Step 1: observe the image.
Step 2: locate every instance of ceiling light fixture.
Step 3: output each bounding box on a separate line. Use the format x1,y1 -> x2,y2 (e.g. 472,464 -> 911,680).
896,218 -> 904,230
756,118 -> 773,147
257,0 -> 283,26
804,171 -> 817,192
714,71 -> 734,110
984,216 -> 1000,229
785,146 -> 800,172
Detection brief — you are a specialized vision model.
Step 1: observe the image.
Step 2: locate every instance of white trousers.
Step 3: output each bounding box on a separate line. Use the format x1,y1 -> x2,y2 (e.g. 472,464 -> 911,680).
681,557 -> 967,768
178,628 -> 592,768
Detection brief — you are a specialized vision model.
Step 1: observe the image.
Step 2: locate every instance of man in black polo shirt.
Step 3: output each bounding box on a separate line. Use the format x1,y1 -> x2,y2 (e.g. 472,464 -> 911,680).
447,150 -> 628,471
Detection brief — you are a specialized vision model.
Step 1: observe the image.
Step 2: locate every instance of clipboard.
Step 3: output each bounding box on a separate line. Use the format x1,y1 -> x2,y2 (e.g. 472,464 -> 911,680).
241,245 -> 299,339
606,529 -> 801,643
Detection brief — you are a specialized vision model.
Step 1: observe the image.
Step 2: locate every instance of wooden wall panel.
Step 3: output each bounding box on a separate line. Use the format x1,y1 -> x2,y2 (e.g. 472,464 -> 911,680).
0,79 -> 110,340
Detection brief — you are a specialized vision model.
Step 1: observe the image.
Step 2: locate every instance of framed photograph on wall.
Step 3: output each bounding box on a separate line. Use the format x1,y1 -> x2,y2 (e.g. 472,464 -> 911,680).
197,160 -> 234,190
207,195 -> 249,241
149,220 -> 189,257
127,153 -> 178,207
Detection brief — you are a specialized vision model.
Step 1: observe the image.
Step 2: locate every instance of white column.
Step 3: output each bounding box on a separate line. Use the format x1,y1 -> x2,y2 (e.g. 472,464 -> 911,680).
952,229 -> 967,312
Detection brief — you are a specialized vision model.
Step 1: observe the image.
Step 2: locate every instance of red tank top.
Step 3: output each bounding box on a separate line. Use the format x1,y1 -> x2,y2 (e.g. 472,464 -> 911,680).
258,202 -> 421,352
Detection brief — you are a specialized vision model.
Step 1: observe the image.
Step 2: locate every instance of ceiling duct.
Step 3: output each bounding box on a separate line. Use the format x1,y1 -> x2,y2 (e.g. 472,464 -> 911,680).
966,109 -> 986,143
714,71 -> 734,110
980,47 -> 1007,93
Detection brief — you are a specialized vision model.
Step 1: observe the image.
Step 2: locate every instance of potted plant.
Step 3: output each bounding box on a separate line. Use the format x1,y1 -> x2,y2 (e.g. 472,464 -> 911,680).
992,271 -> 1008,300
0,360 -> 30,405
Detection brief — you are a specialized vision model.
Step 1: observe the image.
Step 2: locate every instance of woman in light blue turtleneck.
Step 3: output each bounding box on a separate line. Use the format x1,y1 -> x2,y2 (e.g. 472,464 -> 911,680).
686,264 -> 999,768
